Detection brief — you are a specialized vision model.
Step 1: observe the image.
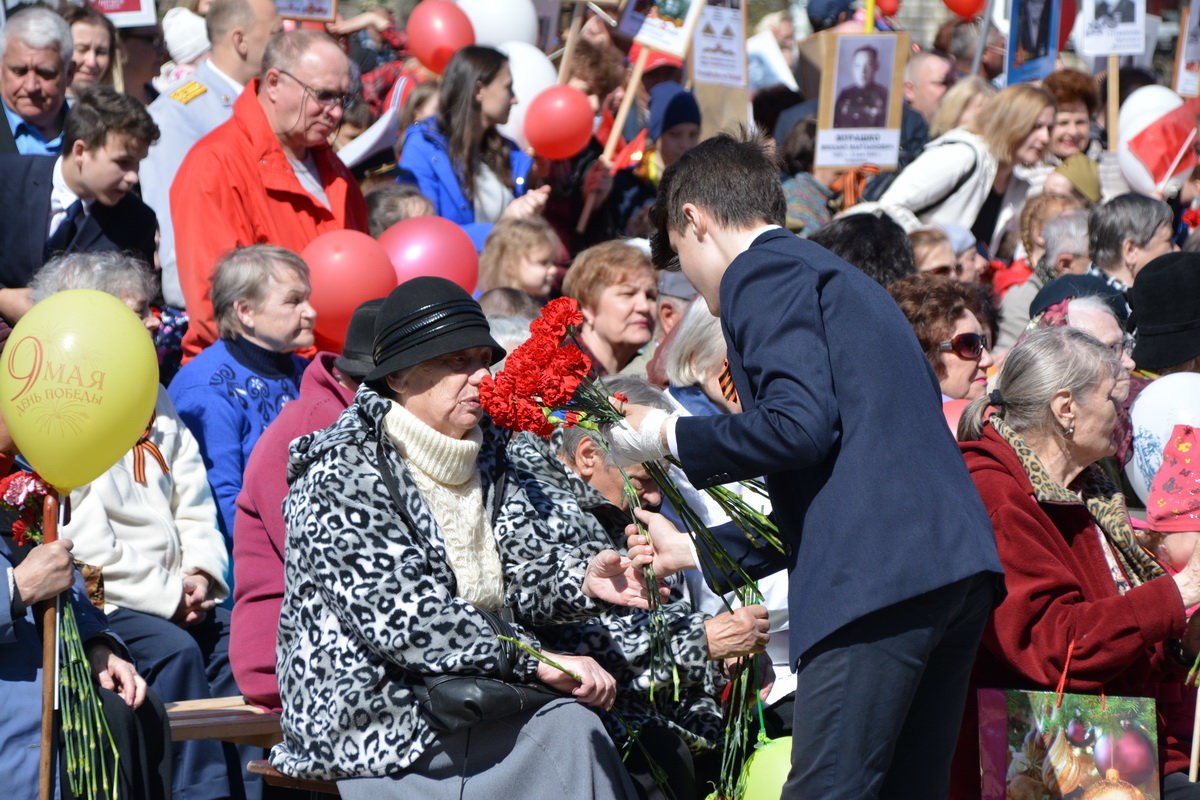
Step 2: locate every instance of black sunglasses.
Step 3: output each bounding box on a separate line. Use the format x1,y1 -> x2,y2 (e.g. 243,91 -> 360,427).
938,332 -> 990,360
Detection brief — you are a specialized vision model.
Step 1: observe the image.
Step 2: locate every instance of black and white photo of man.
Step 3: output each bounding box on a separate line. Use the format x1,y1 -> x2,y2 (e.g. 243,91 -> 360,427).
833,45 -> 889,128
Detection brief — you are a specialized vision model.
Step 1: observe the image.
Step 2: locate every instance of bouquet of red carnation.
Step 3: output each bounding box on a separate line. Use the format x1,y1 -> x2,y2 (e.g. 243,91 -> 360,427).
480,298 -> 596,438
0,470 -> 52,545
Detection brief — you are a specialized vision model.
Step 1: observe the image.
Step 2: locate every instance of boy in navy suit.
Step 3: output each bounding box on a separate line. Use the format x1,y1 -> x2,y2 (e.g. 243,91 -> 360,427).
609,134 -> 1002,799
0,86 -> 158,323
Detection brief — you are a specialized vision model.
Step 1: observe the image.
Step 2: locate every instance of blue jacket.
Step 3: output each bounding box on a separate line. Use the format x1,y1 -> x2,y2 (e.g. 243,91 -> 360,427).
1,536 -> 117,799
397,118 -> 531,245
677,229 -> 1003,662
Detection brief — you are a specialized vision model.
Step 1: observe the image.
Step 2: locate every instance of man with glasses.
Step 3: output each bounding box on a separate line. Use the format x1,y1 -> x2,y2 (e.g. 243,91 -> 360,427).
171,29 -> 367,362
141,0 -> 282,362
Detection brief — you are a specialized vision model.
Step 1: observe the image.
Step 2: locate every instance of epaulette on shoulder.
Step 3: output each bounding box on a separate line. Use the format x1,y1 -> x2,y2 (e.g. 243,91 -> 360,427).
169,81 -> 208,104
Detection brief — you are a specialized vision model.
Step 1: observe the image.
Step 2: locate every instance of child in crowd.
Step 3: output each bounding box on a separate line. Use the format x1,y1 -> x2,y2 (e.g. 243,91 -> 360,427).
478,217 -> 561,300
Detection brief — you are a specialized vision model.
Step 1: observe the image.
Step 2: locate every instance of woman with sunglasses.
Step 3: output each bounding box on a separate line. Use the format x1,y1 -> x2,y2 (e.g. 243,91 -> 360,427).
888,273 -> 996,401
951,327 -> 1200,800
398,46 -> 550,243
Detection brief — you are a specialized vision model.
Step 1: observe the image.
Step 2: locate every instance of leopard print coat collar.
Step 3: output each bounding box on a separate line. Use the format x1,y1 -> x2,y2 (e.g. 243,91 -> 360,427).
990,416 -> 1164,587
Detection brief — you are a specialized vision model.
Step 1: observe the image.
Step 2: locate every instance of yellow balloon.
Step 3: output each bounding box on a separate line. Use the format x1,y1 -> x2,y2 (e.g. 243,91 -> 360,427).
0,289 -> 158,491
740,736 -> 792,800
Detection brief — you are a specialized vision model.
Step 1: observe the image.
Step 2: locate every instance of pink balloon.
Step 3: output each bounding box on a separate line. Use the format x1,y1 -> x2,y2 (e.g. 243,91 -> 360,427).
301,230 -> 398,352
378,217 -> 479,293
525,86 -> 595,160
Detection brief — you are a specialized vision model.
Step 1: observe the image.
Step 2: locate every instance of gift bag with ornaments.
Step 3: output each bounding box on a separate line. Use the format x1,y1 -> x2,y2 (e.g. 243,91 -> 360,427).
979,643 -> 1160,800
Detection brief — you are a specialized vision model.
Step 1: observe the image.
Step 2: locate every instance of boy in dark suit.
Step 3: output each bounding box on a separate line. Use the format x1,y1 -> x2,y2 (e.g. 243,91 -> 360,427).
0,86 -> 159,323
609,134 -> 1003,799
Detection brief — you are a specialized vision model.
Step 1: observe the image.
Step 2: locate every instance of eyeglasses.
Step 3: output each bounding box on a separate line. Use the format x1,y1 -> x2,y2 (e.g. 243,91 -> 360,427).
938,332 -> 990,360
1109,333 -> 1135,357
278,70 -> 354,110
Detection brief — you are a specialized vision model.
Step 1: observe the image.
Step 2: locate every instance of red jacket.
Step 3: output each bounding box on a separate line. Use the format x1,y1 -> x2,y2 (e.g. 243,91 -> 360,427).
951,425 -> 1193,798
171,80 -> 368,361
229,352 -> 356,710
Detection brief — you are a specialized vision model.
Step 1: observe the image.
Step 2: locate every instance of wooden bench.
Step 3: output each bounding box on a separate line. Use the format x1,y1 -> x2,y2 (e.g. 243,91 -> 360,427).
165,696 -> 282,749
247,760 -> 340,795
166,697 -> 340,796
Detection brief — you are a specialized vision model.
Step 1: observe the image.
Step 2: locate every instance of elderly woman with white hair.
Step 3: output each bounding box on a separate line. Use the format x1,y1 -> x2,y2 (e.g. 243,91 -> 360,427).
30,251 -> 241,800
952,326 -> 1200,798
168,244 -> 316,549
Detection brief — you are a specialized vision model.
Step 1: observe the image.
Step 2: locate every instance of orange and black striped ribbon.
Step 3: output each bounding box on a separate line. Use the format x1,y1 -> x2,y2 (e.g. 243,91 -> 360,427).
131,412 -> 169,483
718,360 -> 739,405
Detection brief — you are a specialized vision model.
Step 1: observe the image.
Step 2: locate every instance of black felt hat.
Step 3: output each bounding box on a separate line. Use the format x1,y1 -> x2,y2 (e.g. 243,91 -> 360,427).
1129,252 -> 1200,371
366,277 -> 504,383
333,298 -> 383,379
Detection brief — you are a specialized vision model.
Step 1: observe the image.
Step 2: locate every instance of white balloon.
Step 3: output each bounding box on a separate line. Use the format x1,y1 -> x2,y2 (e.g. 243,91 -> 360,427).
496,40 -> 556,151
457,0 -> 539,47
1117,85 -> 1191,195
1124,373 -> 1200,504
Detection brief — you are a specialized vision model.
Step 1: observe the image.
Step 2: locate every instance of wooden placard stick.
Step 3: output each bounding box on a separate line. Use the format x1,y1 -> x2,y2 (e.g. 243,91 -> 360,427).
1108,54 -> 1120,152
1190,682 -> 1200,781
865,0 -> 876,33
38,492 -> 61,800
577,44 -> 650,232
558,2 -> 586,84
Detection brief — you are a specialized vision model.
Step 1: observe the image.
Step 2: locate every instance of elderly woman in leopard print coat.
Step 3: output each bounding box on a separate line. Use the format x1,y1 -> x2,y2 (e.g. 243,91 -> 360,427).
270,279 -> 645,799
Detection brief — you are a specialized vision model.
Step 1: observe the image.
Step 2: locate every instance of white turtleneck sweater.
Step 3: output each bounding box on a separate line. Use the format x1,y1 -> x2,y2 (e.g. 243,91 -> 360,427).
384,401 -> 506,611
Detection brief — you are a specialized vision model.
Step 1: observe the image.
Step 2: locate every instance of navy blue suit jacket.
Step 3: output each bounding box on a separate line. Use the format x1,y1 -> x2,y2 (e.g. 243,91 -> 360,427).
676,229 -> 1002,662
0,155 -> 157,289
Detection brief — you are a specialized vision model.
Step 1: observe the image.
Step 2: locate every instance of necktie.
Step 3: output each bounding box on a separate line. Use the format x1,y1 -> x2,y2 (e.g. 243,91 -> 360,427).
45,198 -> 84,258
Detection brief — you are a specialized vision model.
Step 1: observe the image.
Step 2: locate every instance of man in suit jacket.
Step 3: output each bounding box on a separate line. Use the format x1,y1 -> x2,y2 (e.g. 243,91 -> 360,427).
0,6 -> 74,157
609,134 -> 1003,798
0,86 -> 158,323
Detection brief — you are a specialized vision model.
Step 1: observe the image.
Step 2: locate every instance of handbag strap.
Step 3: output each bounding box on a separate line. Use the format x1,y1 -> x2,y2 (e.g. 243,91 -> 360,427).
368,411 -> 521,681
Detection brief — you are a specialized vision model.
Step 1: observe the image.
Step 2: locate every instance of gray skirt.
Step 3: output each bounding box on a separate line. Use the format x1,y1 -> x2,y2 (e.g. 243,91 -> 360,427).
336,698 -> 638,800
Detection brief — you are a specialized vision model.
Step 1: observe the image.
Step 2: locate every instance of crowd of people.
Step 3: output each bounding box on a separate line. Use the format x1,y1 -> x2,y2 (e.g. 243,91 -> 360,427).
1,0 -> 1200,799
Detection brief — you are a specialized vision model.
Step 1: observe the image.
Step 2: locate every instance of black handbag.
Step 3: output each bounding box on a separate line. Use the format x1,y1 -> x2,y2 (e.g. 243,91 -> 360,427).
411,608 -> 564,733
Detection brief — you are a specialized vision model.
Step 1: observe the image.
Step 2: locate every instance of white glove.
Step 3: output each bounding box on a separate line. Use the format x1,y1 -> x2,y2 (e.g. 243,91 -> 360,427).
607,409 -> 673,466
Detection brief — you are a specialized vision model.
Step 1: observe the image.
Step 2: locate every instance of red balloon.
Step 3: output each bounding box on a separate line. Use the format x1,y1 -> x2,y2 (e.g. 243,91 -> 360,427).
524,86 -> 595,161
406,0 -> 474,74
378,217 -> 479,294
876,0 -> 900,17
942,0 -> 985,17
301,230 -> 398,352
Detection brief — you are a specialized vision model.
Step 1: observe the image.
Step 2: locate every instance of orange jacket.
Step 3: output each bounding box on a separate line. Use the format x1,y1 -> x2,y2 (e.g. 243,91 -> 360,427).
171,78 -> 368,361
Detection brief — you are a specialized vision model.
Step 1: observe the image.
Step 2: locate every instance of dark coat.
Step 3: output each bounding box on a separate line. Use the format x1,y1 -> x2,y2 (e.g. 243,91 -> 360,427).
676,228 -> 1002,662
0,155 -> 157,289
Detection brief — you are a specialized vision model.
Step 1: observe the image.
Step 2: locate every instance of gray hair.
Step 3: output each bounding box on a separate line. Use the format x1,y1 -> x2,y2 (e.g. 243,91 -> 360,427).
487,315 -> 530,371
1066,294 -> 1122,328
1088,193 -> 1173,271
211,245 -> 310,339
0,6 -> 72,62
1043,210 -> 1089,263
958,326 -> 1122,441
949,21 -> 1000,66
663,297 -> 725,387
31,251 -> 157,303
559,375 -> 672,466
260,28 -> 343,78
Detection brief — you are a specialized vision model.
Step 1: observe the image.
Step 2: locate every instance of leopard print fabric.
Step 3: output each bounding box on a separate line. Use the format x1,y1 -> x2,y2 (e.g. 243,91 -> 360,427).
991,416 -> 1165,586
271,387 -> 606,780
508,432 -> 724,753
